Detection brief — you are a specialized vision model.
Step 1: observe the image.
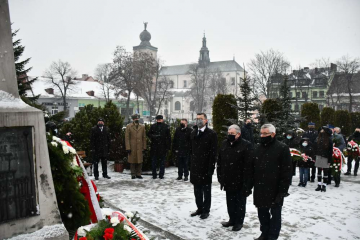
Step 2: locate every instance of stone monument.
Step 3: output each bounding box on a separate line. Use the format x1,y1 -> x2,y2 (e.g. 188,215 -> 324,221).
0,0 -> 69,239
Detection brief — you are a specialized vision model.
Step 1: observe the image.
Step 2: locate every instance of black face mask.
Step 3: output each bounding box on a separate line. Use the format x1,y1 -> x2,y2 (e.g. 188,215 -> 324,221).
97,123 -> 104,127
180,123 -> 185,128
260,136 -> 272,145
354,131 -> 360,137
134,120 -> 139,124
246,123 -> 252,127
157,122 -> 162,125
227,134 -> 236,142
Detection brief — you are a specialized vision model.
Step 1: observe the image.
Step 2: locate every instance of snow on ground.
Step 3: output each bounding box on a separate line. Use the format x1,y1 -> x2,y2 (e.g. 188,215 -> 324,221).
96,163 -> 360,240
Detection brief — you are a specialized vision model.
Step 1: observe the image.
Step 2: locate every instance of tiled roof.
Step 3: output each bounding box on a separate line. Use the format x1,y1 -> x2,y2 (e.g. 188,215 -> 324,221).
160,60 -> 244,75
327,72 -> 360,95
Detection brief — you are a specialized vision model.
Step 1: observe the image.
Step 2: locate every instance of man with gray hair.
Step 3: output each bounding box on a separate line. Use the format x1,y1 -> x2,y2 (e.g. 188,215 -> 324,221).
247,124 -> 292,240
217,124 -> 252,231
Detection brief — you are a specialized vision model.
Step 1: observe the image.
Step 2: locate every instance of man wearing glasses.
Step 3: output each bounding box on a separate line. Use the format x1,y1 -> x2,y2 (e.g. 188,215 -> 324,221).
247,124 -> 292,240
189,113 -> 218,220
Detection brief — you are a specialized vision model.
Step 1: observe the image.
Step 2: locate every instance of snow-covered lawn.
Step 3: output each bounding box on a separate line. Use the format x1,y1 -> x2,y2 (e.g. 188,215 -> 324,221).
96,164 -> 360,240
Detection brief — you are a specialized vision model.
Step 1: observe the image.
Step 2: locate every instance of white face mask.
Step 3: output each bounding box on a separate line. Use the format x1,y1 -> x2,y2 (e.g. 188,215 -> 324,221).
287,135 -> 292,140
302,142 -> 308,147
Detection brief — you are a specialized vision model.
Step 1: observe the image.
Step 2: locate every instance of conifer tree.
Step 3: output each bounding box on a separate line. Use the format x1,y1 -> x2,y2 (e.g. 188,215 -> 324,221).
237,72 -> 257,121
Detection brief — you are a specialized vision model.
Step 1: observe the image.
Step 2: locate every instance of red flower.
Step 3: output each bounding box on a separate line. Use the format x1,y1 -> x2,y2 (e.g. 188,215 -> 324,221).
103,228 -> 114,240
79,238 -> 87,240
104,228 -> 115,234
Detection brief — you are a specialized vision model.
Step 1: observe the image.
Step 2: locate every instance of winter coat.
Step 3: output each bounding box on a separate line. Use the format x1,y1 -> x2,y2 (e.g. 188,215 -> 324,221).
314,137 -> 333,164
90,125 -> 111,160
248,138 -> 292,208
298,138 -> 315,168
148,122 -> 171,157
302,129 -> 318,144
332,133 -> 346,151
348,133 -> 360,145
190,127 -> 218,185
172,126 -> 192,156
125,123 -> 147,164
217,138 -> 252,191
241,124 -> 254,147
282,130 -> 301,149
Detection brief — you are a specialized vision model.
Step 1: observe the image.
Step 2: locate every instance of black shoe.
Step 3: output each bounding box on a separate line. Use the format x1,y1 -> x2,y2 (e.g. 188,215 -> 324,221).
335,183 -> 340,187
315,185 -> 322,191
103,175 -> 111,179
176,176 -> 182,180
136,176 -> 143,179
302,183 -> 307,187
184,177 -> 189,181
190,209 -> 202,217
321,185 -> 326,192
200,213 -> 209,219
255,234 -> 267,240
344,172 -> 351,176
95,177 -> 99,180
310,179 -> 315,183
159,176 -> 164,179
152,176 -> 157,179
221,221 -> 234,228
232,224 -> 243,231
131,176 -> 136,179
354,172 -> 358,176
298,182 -> 303,186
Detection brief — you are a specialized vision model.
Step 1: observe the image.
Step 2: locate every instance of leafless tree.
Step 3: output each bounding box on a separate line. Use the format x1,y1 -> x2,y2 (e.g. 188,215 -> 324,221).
109,46 -> 136,123
208,68 -> 227,99
336,55 -> 360,112
310,57 -> 331,69
155,75 -> 173,115
248,49 -> 290,99
188,63 -> 211,113
44,60 -> 77,116
95,63 -> 113,103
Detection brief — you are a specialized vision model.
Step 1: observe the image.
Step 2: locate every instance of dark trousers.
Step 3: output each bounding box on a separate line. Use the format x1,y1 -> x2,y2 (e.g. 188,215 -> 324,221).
317,168 -> 329,184
299,167 -> 309,185
309,166 -> 316,181
347,156 -> 360,174
152,155 -> 165,178
194,184 -> 212,213
226,190 -> 246,225
333,173 -> 341,185
258,205 -> 282,240
177,155 -> 189,177
94,157 -> 107,178
290,160 -> 296,184
130,163 -> 142,176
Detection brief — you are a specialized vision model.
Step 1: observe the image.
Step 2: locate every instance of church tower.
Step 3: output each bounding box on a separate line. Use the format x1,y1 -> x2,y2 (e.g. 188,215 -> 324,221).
198,34 -> 210,67
133,22 -> 158,59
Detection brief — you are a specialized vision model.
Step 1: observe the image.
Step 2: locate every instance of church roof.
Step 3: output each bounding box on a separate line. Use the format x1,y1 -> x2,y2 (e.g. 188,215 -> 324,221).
160,60 -> 244,75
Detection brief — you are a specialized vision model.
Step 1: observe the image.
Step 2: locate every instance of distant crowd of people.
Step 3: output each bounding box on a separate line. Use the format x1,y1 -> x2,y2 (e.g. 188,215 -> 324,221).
87,114 -> 359,240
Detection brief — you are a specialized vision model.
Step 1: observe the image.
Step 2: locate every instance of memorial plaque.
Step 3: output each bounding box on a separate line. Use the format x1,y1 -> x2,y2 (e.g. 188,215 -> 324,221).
0,127 -> 38,223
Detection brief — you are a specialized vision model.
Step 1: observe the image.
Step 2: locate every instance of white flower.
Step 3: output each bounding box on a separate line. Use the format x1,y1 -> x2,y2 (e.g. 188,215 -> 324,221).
123,225 -> 132,233
335,170 -> 338,172
51,142 -> 58,147
52,136 -> 58,141
335,166 -> 338,168
101,208 -> 113,217
69,147 -> 76,154
330,165 -> 332,168
77,227 -> 86,237
110,216 -> 120,226
62,146 -> 69,154
338,163 -> 341,166
61,141 -> 67,147
125,211 -> 134,218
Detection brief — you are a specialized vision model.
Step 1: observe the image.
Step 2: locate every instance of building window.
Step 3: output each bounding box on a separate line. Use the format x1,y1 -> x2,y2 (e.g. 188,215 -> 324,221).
289,92 -> 293,98
295,104 -> 299,111
175,101 -> 181,111
190,101 -> 195,111
313,91 -> 318,98
184,80 -> 187,88
319,91 -> 324,97
51,106 -> 58,115
231,77 -> 235,85
170,81 -> 174,88
302,92 -> 307,99
319,104 -> 324,111
296,92 -> 300,98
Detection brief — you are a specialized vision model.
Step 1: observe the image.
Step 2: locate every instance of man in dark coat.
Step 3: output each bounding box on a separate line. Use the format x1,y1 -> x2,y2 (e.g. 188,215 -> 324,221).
190,113 -> 218,220
217,124 -> 252,232
248,124 -> 292,240
172,118 -> 192,181
283,129 -> 300,184
241,118 -> 254,147
90,118 -> 111,180
148,115 -> 171,179
302,122 -> 318,182
345,127 -> 360,176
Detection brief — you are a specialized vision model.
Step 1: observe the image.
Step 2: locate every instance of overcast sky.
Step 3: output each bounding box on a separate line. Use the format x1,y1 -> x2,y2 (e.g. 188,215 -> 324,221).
8,0 -> 360,77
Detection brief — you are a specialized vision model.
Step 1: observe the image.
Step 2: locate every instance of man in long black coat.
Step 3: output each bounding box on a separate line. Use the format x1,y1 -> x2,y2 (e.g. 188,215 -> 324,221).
148,115 -> 171,179
241,118 -> 254,147
302,122 -> 318,182
248,124 -> 292,240
283,129 -> 300,184
90,118 -> 111,180
172,118 -> 192,181
190,113 -> 217,220
345,127 -> 360,176
217,124 -> 252,231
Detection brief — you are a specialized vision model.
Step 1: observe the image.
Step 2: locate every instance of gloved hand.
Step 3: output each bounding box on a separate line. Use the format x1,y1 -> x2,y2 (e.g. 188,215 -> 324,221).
142,149 -> 147,153
126,150 -> 131,154
273,193 -> 289,204
241,189 -> 252,197
220,184 -> 224,191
